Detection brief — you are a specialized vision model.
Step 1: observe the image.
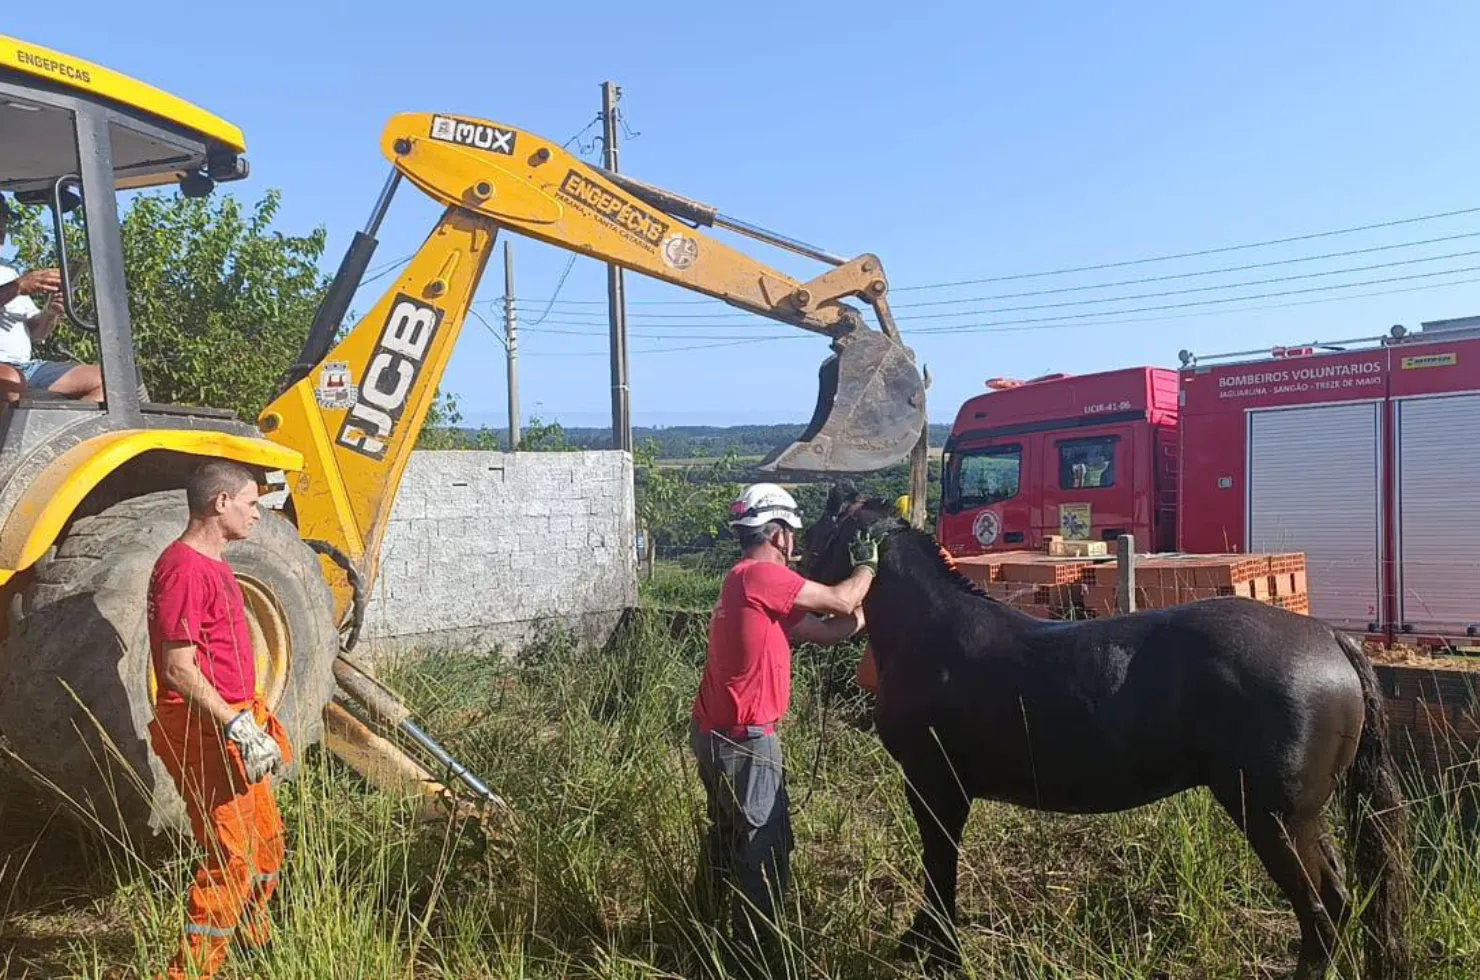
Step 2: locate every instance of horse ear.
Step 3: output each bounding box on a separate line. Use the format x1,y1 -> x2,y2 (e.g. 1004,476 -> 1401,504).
824,482 -> 843,514
827,480 -> 858,515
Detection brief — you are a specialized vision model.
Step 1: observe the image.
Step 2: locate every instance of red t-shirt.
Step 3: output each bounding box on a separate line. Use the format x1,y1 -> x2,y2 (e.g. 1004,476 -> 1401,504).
693,558 -> 807,732
147,540 -> 255,706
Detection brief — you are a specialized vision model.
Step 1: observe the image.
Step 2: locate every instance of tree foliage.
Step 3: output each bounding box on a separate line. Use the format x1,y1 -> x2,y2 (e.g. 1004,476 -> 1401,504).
787,461 -> 942,528
516,415 -> 576,452
473,422 -> 952,456
633,439 -> 744,574
417,391 -> 503,450
7,190 -> 331,422
415,392 -> 579,453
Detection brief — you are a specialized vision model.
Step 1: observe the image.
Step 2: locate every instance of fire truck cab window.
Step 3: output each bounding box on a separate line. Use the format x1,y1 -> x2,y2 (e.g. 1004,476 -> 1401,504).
1059,436 -> 1118,489
955,446 -> 1021,507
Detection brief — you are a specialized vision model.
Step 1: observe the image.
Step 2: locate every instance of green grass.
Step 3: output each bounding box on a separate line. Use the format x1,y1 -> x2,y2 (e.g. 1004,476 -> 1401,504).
1,611 -> 1477,978
639,560 -> 725,611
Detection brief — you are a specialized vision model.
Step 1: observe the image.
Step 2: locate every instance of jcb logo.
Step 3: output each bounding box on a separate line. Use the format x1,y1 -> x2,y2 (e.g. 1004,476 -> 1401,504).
336,294 -> 443,460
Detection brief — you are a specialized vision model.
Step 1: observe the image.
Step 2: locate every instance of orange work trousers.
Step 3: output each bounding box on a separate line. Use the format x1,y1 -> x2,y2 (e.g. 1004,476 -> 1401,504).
854,545 -> 957,695
148,698 -> 292,980
855,644 -> 880,694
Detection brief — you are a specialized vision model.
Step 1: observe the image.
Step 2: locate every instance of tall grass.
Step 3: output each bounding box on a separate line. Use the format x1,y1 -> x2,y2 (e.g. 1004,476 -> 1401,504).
1,609 -> 1477,978
638,560 -> 723,612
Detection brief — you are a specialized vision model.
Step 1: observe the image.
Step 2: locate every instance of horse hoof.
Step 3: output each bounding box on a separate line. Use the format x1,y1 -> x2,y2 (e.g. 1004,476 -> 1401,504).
896,921 -> 961,975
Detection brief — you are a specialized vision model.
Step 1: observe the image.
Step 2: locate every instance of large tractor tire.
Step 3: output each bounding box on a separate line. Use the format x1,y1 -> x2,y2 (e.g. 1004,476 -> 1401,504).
0,489 -> 339,848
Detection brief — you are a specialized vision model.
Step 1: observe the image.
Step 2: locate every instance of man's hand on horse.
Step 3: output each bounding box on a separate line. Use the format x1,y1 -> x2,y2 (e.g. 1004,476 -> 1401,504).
848,527 -> 884,574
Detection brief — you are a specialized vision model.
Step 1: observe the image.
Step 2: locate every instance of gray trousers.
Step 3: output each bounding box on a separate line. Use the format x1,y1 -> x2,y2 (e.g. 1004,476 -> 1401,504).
689,717 -> 794,943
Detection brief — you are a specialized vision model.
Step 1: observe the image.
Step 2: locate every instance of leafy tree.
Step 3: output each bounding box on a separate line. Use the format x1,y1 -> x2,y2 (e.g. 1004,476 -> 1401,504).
417,390 -> 503,450
7,190 -> 330,422
633,439 -> 743,577
516,415 -> 575,452
484,422 -> 953,457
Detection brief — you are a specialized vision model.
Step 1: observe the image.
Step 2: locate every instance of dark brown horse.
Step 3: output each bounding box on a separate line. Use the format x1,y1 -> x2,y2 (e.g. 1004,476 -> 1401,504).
802,486 -> 1412,980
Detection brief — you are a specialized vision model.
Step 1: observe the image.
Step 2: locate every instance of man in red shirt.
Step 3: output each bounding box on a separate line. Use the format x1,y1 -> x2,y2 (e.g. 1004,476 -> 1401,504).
146,460 -> 292,980
691,482 -> 881,956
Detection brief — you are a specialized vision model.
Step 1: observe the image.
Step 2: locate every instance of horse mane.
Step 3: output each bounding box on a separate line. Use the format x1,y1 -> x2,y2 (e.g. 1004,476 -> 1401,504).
893,523 -> 995,600
852,498 -> 994,601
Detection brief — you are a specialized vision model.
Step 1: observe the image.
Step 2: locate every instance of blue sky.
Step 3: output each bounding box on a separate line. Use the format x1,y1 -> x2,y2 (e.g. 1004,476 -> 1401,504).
8,3 -> 1480,429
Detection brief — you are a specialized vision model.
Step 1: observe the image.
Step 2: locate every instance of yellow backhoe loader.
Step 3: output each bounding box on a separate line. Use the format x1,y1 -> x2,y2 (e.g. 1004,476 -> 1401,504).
0,35 -> 925,845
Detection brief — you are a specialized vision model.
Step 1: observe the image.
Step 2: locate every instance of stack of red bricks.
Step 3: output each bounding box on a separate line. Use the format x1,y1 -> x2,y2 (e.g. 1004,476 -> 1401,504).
951,552 -> 1089,619
951,550 -> 1308,620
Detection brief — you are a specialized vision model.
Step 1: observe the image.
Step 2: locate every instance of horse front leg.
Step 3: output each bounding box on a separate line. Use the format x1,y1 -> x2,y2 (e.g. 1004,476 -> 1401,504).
899,767 -> 971,971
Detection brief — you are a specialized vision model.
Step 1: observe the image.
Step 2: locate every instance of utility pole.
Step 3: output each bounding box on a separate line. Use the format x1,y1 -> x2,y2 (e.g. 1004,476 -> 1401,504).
908,366 -> 931,530
503,239 -> 520,451
601,80 -> 632,454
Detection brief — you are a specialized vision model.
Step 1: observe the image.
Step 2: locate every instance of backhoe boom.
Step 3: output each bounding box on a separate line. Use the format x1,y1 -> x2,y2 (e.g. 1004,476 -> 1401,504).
259,110 -> 926,628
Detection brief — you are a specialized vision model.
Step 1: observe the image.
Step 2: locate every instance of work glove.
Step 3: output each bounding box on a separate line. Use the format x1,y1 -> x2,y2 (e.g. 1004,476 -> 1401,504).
224,710 -> 284,783
848,526 -> 884,574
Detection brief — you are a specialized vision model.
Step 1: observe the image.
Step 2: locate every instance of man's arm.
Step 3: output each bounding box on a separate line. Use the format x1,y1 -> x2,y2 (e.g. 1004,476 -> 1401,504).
793,566 -> 875,618
25,294 -> 62,343
0,268 -> 62,307
158,642 -> 239,727
789,607 -> 866,646
789,526 -> 885,618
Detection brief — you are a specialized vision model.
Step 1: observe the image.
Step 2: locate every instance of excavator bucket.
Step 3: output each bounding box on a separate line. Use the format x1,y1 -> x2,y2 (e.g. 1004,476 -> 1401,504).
758,328 -> 925,473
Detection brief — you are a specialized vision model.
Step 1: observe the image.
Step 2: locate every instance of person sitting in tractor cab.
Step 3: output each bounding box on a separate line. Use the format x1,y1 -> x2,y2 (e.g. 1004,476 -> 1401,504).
0,196 -> 104,403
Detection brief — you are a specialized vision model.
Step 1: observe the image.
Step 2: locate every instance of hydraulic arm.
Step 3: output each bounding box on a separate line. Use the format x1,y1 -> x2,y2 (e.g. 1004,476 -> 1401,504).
259,111 -> 926,626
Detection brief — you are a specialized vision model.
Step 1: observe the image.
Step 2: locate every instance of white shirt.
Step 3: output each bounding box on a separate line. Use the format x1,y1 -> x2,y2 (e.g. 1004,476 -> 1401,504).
0,264 -> 38,363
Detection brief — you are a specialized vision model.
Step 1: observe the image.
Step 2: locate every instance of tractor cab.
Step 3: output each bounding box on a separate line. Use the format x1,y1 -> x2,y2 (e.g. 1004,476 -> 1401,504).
0,34 -> 298,591
0,36 -> 250,447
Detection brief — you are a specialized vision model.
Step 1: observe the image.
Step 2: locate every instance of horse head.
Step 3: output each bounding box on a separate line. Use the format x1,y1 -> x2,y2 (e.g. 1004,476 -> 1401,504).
800,481 -> 900,583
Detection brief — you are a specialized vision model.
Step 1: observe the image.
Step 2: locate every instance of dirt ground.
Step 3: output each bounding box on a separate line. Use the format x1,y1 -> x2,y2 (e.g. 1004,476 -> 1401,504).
0,784 -> 141,980
1364,640 -> 1480,671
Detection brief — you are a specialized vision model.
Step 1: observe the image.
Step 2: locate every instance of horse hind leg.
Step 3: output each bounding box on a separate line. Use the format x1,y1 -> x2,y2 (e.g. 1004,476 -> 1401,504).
1214,788 -> 1338,980
1315,830 -> 1352,941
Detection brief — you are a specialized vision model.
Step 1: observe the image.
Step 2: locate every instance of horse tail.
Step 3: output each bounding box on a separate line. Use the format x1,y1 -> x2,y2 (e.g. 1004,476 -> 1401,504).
1335,629 -> 1413,980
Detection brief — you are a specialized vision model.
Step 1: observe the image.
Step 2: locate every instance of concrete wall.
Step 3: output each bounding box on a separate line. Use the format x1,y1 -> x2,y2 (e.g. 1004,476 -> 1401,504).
357,450 -> 637,660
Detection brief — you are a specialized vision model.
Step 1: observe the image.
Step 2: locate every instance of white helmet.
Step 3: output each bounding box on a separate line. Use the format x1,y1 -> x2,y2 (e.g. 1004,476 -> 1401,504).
728,483 -> 803,530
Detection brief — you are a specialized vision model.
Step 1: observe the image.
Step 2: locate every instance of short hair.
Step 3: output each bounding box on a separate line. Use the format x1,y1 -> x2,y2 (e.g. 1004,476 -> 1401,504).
186,459 -> 258,516
736,520 -> 786,550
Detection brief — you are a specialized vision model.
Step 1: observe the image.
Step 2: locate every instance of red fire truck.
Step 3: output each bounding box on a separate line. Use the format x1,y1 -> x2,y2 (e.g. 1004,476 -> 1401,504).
937,315 -> 1480,645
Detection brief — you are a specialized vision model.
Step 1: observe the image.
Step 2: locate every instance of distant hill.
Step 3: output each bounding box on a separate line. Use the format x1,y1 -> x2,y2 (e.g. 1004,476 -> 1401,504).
530,422 -> 953,458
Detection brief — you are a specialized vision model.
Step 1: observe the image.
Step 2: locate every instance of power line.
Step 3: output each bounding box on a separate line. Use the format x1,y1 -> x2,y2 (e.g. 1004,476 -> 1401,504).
562,114 -> 602,153
519,267 -> 1480,345
888,247 -> 1480,321
522,337 -> 804,358
910,262 -> 1480,335
515,119 -> 606,327
356,252 -> 416,290
901,272 -> 1480,337
504,237 -> 1480,323
519,269 -> 1480,355
525,325 -> 803,341
877,229 -> 1480,309
467,305 -> 506,347
889,204 -> 1480,291
485,205 -> 1480,311
524,255 -> 579,327
507,247 -> 1480,330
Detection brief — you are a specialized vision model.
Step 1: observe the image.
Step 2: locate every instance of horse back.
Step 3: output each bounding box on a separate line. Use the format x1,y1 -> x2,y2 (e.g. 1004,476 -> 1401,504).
874,595 -> 1362,813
